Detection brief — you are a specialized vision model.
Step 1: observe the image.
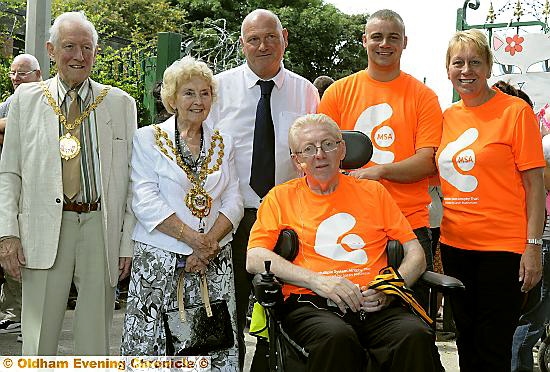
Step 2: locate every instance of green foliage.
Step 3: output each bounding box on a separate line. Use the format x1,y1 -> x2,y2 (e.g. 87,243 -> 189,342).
91,43 -> 156,127
0,55 -> 13,102
279,4 -> 367,81
0,0 -> 368,119
51,0 -> 186,42
49,0 -> 182,126
177,0 -> 368,81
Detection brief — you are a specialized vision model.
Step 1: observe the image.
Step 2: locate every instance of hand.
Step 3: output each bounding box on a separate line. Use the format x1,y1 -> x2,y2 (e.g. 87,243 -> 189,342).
0,118 -> 6,145
349,165 -> 385,181
519,244 -> 542,292
184,253 -> 208,274
309,275 -> 363,313
185,231 -> 220,262
360,287 -> 391,313
0,237 -> 26,281
118,257 -> 132,281
195,233 -> 220,263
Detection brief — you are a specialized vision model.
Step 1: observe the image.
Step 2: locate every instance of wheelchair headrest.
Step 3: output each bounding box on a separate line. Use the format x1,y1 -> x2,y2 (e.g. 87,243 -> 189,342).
341,130 -> 373,170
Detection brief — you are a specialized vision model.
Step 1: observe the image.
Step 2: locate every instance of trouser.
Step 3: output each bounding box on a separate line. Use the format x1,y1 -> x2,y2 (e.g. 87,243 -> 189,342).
281,295 -> 442,372
232,208 -> 257,368
511,239 -> 550,372
441,244 -> 524,372
21,211 -> 115,355
0,272 -> 22,322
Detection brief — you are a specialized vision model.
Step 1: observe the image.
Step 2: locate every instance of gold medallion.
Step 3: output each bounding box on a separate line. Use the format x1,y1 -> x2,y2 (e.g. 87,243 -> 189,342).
154,126 -> 224,219
185,185 -> 212,218
59,132 -> 81,160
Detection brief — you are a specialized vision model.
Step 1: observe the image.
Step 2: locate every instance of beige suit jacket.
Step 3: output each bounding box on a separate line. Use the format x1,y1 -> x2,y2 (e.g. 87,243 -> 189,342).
0,77 -> 137,286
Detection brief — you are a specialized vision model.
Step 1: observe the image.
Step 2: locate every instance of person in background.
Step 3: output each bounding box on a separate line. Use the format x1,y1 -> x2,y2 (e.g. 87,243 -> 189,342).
0,54 -> 41,342
313,75 -> 334,99
437,30 -> 545,371
0,54 -> 42,157
0,11 -> 137,355
206,8 -> 319,368
121,56 -> 243,370
318,9 -> 443,310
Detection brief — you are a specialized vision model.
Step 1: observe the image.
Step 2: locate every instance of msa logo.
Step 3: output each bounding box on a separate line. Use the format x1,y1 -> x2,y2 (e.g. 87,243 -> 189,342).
314,213 -> 367,264
374,126 -> 395,148
354,103 -> 395,164
438,128 -> 478,192
455,149 -> 475,172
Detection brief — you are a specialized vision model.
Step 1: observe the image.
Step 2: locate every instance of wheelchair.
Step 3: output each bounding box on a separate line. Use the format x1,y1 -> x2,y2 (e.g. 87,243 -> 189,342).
250,130 -> 465,371
539,322 -> 550,372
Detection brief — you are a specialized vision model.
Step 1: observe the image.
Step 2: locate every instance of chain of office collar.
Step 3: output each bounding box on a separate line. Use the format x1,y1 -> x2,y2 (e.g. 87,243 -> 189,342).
39,81 -> 110,131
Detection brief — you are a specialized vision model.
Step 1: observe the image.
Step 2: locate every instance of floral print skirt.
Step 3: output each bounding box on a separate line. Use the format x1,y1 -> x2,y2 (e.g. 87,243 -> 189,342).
120,241 -> 239,371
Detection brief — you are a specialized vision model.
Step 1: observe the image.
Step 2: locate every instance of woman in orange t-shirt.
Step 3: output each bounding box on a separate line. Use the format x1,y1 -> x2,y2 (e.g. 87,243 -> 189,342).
436,29 -> 545,372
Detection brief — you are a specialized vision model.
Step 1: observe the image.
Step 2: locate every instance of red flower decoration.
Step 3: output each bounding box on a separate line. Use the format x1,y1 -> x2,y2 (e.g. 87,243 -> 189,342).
504,35 -> 524,56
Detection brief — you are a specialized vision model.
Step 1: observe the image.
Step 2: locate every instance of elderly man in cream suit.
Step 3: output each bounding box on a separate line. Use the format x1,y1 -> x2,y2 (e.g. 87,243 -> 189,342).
0,11 -> 136,355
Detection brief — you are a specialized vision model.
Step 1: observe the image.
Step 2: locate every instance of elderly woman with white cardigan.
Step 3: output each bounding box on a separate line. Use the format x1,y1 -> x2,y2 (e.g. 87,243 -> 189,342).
121,56 -> 243,370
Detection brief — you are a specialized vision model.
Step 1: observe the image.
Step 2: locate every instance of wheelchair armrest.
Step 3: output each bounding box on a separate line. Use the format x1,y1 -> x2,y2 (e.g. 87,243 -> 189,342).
252,230 -> 298,308
274,229 -> 299,262
418,270 -> 465,294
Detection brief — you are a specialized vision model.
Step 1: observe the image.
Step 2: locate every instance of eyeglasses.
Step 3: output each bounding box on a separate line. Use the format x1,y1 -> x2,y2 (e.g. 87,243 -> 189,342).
8,70 -> 37,78
295,139 -> 342,157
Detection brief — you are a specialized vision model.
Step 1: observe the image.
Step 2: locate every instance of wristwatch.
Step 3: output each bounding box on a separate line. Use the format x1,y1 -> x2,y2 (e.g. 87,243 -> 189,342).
526,238 -> 543,246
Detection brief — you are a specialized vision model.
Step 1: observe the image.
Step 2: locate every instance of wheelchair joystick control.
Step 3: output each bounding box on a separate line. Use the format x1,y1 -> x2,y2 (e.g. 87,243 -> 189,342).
252,260 -> 283,308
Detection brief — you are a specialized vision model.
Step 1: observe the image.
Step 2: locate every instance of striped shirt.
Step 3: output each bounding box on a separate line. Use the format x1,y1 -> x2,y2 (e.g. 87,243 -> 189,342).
57,76 -> 101,203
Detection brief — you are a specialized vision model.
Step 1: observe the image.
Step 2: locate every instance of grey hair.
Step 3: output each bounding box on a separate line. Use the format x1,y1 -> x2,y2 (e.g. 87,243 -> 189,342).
288,114 -> 342,153
12,53 -> 40,71
241,9 -> 283,37
49,11 -> 98,48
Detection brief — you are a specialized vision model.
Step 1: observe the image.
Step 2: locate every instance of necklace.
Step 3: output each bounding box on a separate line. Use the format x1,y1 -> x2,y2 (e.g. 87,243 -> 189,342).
174,121 -> 204,171
154,121 -> 224,218
40,81 -> 110,160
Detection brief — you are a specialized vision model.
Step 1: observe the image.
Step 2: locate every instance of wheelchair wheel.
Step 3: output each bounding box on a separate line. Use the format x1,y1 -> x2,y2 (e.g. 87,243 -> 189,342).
539,329 -> 550,372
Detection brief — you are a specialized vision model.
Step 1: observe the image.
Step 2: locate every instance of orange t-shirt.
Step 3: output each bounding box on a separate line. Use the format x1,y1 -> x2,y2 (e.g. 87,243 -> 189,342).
318,70 -> 443,229
248,174 -> 417,298
436,89 -> 545,253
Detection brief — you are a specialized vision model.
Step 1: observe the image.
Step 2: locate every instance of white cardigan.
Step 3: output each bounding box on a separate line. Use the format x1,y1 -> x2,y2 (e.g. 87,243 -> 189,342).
130,116 -> 243,254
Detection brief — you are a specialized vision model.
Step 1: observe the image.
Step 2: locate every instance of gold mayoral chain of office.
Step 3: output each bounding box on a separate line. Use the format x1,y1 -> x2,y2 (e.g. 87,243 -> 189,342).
154,125 -> 224,218
40,81 -> 111,161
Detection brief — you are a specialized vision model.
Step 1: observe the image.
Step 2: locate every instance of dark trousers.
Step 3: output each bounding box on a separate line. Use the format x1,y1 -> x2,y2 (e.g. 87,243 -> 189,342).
232,208 -> 257,368
281,296 -> 442,372
440,244 -> 524,372
412,227 -> 433,311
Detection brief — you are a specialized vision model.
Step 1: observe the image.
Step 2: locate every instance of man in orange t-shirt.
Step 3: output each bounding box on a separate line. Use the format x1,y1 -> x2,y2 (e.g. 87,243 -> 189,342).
318,9 -> 442,308
247,114 -> 442,372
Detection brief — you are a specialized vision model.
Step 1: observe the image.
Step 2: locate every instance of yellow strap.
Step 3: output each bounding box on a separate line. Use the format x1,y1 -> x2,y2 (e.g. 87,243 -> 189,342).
368,266 -> 433,327
200,273 -> 213,317
177,270 -> 186,322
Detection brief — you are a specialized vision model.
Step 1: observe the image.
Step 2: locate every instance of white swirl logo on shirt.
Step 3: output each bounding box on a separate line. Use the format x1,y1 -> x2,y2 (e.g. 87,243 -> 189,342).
354,103 -> 395,164
438,128 -> 479,192
314,213 -> 367,264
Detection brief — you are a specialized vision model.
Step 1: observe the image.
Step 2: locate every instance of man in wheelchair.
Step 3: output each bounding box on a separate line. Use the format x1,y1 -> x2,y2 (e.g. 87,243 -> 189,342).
246,114 -> 443,372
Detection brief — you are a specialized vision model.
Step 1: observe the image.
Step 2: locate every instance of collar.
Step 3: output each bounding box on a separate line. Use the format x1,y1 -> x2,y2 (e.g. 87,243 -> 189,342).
56,75 -> 91,102
243,62 -> 285,91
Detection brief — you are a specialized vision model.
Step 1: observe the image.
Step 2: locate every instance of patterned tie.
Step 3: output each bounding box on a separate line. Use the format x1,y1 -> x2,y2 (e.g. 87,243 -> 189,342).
62,90 -> 81,200
250,80 -> 276,198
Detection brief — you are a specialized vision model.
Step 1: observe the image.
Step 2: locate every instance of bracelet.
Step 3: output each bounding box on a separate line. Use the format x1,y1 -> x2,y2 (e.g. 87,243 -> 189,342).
177,224 -> 186,241
526,238 -> 543,246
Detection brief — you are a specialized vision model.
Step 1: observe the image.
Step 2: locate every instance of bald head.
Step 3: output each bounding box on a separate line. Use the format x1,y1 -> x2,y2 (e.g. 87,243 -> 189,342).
241,9 -> 283,37
239,9 -> 288,79
9,53 -> 41,89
